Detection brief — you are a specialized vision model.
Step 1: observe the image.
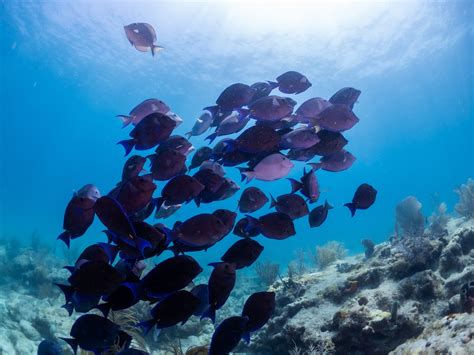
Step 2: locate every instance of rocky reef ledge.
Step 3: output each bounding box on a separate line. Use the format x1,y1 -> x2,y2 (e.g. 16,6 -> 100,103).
247,217 -> 474,355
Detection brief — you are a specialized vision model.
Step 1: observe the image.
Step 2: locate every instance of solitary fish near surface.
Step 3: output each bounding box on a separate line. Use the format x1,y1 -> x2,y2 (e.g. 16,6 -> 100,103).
124,23 -> 163,56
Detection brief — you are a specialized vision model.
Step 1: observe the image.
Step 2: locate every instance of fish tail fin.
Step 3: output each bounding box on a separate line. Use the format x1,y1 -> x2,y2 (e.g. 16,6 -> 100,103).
287,178 -> 303,193
63,265 -> 75,274
237,168 -> 254,183
194,197 -> 201,207
152,197 -> 164,211
136,237 -> 152,258
307,162 -> 321,171
57,231 -> 71,248
95,303 -> 111,318
200,305 -> 216,324
54,283 -> 74,303
97,242 -> 119,263
205,132 -> 218,143
116,115 -> 132,128
102,230 -> 115,244
60,338 -> 78,354
61,303 -> 74,316
326,200 -> 334,210
151,45 -> 163,56
344,202 -> 357,217
185,131 -> 192,139
270,194 -> 277,208
268,80 -> 279,89
117,139 -> 135,156
137,319 -> 156,335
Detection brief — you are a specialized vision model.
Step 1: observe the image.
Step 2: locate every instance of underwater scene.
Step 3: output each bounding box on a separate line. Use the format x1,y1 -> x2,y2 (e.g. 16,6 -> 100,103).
1,1 -> 473,354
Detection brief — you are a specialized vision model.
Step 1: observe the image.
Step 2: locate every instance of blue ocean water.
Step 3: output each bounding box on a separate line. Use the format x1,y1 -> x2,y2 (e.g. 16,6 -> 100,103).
0,0 -> 472,272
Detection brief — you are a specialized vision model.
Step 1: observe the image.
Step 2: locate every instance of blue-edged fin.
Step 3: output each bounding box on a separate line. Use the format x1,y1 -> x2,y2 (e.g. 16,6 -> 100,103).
60,338 -> 78,354
237,167 -> 254,183
97,242 -> 119,263
242,331 -> 251,344
287,178 -> 303,193
61,303 -> 74,317
117,139 -> 135,157
270,194 -> 277,209
136,319 -> 156,335
54,283 -> 74,304
344,202 -> 357,217
135,237 -> 152,258
152,197 -> 164,211
206,132 -> 219,144
95,302 -> 111,318
57,231 -> 71,248
200,305 -> 216,324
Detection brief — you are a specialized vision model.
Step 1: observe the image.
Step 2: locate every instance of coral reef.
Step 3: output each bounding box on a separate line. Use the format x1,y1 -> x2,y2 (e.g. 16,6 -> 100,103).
395,196 -> 425,238
455,178 -> 474,219
312,241 -> 347,270
248,217 -> 474,354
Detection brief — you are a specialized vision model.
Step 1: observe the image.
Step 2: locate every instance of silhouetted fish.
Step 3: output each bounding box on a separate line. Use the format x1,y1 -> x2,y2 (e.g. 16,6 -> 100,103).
275,71 -> 311,94
344,183 -> 377,217
117,98 -> 170,128
209,316 -> 249,355
308,200 -> 333,228
124,23 -> 163,56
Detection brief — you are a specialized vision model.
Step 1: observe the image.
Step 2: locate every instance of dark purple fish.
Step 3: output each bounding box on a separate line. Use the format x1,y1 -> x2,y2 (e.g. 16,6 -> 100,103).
74,243 -> 118,267
96,282 -> 141,318
202,262 -> 237,323
172,213 -> 228,248
308,200 -> 333,228
58,195 -> 95,248
190,284 -> 209,316
118,112 -> 177,156
56,260 -> 123,301
206,110 -> 251,143
344,183 -> 377,217
250,81 -> 278,102
246,212 -> 296,240
213,209 -> 237,238
329,87 -> 361,110
238,187 -> 268,213
189,146 -> 213,170
94,196 -> 150,254
214,83 -> 256,110
117,98 -> 170,128
295,97 -> 332,124
138,290 -> 200,334
308,149 -> 356,172
288,168 -> 320,203
242,291 -> 276,335
316,104 -> 360,132
275,71 -> 311,94
209,316 -> 249,355
148,149 -> 187,181
249,95 -> 296,122
118,221 -> 168,260
233,217 -> 261,238
124,23 -> 163,56
156,135 -> 195,156
280,127 -> 320,149
216,143 -> 253,167
38,340 -> 62,355
221,238 -> 264,269
140,255 -> 202,298
112,175 -> 157,215
199,160 -> 226,176
233,125 -> 281,154
61,314 -> 121,354
311,130 -> 348,156
270,193 -> 309,220
193,168 -> 227,194
195,176 -> 240,206
121,155 -> 147,182
155,174 -> 205,207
